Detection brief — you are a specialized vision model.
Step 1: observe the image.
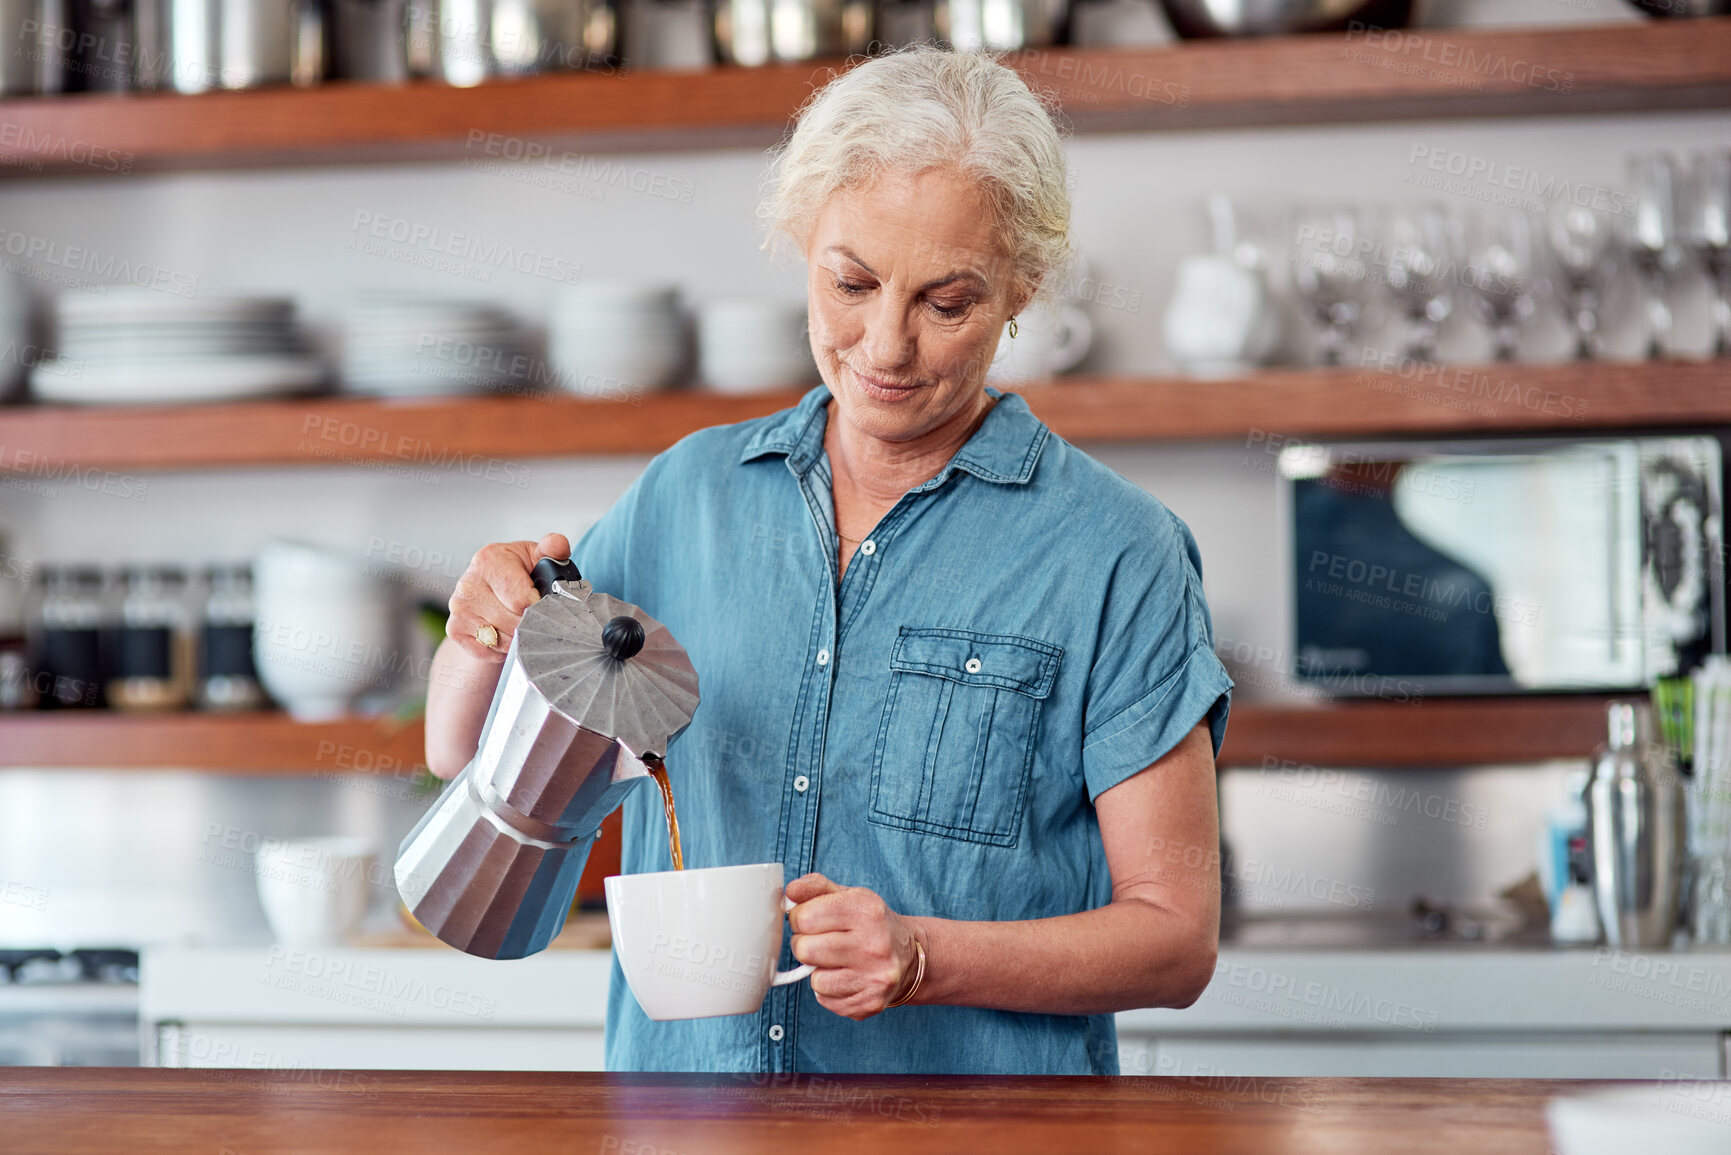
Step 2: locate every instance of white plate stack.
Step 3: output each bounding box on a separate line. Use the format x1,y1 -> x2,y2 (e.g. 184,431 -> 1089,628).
547,282 -> 686,400
340,295 -> 533,397
696,299 -> 818,395
31,290 -> 324,405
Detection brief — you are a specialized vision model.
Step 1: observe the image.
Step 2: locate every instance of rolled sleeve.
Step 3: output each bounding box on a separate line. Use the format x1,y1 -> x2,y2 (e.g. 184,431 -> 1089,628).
1078,512 -> 1234,802
1081,641 -> 1233,801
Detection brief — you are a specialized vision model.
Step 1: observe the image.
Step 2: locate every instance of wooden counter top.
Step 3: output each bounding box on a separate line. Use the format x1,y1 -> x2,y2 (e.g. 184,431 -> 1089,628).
1,1069 -> 1579,1154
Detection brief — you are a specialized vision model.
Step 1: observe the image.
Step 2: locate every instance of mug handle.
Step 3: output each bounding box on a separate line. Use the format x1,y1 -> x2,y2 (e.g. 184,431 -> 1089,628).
1050,305 -> 1093,374
776,895 -> 815,986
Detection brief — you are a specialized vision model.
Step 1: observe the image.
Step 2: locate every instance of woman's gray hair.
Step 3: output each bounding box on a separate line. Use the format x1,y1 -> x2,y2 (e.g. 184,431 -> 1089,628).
759,46 -> 1071,302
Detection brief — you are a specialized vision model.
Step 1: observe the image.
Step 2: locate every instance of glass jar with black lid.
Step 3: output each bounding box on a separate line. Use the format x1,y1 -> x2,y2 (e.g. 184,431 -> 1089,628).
110,566 -> 191,712
198,564 -> 264,712
33,565 -> 108,709
0,535 -> 34,711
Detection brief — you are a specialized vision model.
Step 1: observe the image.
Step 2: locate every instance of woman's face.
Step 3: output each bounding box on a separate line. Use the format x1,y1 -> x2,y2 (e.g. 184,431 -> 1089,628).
805,167 -> 1027,446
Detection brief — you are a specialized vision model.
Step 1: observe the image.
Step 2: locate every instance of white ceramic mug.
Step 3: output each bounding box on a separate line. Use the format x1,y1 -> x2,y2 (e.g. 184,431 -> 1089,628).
605,862 -> 813,1020
255,836 -> 377,947
986,301 -> 1092,384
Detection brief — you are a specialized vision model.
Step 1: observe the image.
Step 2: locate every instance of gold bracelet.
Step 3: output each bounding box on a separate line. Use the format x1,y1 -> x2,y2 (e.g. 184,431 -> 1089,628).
885,940 -> 926,1009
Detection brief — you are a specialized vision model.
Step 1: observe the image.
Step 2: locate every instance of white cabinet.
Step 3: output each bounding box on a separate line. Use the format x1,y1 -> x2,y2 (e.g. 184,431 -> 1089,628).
142,944 -> 613,1070
1117,1032 -> 1726,1079
1117,947 -> 1731,1079
143,944 -> 1731,1077
156,1022 -> 606,1071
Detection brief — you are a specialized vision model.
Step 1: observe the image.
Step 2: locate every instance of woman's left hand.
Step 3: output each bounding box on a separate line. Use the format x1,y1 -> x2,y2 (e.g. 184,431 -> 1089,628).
785,873 -> 922,1020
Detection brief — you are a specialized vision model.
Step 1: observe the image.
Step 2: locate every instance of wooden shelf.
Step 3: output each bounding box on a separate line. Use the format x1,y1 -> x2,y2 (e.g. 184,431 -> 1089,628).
0,698 -> 1615,771
0,711 -> 427,774
1216,696 -> 1617,770
2,359 -> 1726,475
0,20 -> 1727,176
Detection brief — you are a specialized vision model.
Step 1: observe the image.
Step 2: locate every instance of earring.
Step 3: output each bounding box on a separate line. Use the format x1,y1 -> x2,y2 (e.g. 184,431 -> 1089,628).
1008,316 -> 1018,339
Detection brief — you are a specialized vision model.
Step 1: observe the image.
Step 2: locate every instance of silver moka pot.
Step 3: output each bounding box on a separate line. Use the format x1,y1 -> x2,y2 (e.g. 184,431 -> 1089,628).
1588,700 -> 1686,949
395,558 -> 699,960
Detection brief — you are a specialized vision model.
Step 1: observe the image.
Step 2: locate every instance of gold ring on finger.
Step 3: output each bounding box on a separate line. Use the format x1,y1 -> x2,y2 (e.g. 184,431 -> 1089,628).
476,623 -> 500,650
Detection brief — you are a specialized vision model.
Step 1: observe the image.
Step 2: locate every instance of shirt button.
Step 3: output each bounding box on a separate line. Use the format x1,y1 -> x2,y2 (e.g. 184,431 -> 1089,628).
816,649 -> 830,666
965,657 -> 982,674
793,775 -> 809,793
768,1024 -> 785,1042
859,540 -> 877,556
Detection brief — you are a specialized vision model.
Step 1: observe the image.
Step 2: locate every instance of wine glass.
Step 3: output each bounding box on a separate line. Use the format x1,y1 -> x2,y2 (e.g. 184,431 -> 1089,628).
1461,207 -> 1536,362
1623,152 -> 1687,360
1379,204 -> 1459,362
1546,201 -> 1618,361
1681,149 -> 1731,358
1290,206 -> 1371,366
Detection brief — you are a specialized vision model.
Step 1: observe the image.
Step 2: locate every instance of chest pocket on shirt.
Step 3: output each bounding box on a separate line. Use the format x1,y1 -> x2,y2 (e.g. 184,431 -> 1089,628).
869,627 -> 1062,848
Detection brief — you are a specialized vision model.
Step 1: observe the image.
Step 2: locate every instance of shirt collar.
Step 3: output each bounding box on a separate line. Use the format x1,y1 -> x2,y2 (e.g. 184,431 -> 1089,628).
739,385 -> 1049,487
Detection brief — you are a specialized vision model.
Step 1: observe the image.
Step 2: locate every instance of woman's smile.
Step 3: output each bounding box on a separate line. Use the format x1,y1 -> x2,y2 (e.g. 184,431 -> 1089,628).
847,363 -> 927,402
805,166 -> 1019,447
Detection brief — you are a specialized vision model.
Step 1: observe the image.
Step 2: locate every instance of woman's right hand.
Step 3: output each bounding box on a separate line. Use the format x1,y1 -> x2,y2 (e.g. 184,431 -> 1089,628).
444,532 -> 572,664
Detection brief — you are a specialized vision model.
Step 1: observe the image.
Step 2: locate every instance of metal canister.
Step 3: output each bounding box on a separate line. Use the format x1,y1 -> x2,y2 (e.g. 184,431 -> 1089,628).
135,0 -> 322,91
69,0 -> 133,91
934,0 -> 1064,51
408,0 -> 619,84
0,0 -> 72,94
713,0 -> 872,66
1588,700 -> 1687,949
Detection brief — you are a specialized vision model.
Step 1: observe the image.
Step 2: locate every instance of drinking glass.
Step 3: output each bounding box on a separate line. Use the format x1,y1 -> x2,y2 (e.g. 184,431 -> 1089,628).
1379,203 -> 1459,362
1461,207 -> 1537,362
1623,152 -> 1687,360
1692,853 -> 1731,945
1290,206 -> 1371,366
1681,150 -> 1731,357
1546,201 -> 1618,361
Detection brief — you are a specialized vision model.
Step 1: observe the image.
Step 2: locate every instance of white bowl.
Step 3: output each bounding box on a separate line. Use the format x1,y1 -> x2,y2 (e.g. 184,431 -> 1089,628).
255,836 -> 378,948
548,323 -> 686,394
697,298 -> 806,331
696,299 -> 813,392
700,351 -> 816,394
254,602 -> 396,721
255,540 -> 379,598
553,282 -> 679,312
253,543 -> 397,720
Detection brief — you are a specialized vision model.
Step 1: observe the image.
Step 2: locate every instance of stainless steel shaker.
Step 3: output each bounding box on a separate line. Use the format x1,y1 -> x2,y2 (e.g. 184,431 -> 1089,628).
394,558 -> 699,960
1588,700 -> 1687,949
0,0 -> 71,94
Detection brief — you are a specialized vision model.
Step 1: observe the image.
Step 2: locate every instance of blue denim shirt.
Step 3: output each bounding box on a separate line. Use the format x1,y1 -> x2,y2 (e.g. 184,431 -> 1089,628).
575,385 -> 1232,1075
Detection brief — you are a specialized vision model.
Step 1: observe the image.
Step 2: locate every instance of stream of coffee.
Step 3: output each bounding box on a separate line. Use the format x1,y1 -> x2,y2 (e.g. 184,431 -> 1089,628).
646,757 -> 685,871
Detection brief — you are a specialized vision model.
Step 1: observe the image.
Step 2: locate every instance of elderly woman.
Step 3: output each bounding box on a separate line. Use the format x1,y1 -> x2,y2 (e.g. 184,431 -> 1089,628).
426,46 -> 1232,1075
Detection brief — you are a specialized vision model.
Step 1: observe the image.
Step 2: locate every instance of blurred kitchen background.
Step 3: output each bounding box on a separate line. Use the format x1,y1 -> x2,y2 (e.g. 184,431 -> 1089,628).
3,0 -> 1731,1079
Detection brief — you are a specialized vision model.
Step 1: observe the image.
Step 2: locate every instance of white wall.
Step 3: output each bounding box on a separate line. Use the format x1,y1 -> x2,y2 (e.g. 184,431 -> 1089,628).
1,1 -> 1727,690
